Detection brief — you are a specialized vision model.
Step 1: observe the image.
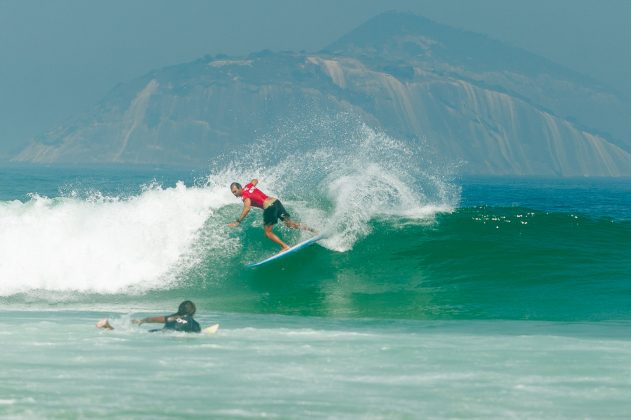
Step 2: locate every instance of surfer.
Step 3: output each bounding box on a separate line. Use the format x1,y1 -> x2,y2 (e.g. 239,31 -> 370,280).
228,179 -> 314,251
96,300 -> 202,333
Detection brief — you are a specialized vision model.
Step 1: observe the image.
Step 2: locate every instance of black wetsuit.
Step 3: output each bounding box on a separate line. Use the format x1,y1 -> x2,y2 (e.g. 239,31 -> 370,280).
150,315 -> 201,333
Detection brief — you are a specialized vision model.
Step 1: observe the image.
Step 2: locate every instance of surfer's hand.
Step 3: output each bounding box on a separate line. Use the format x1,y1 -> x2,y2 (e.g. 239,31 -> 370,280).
228,221 -> 240,228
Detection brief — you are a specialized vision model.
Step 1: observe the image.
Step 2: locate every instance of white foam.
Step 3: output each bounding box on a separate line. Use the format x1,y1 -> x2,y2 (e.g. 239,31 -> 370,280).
0,182 -> 233,296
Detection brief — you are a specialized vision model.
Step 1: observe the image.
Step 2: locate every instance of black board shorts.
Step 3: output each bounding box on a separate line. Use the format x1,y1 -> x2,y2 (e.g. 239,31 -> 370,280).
263,200 -> 290,226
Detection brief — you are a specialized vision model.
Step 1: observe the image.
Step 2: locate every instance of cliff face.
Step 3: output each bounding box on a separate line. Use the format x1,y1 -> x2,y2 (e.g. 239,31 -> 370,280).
14,12 -> 631,176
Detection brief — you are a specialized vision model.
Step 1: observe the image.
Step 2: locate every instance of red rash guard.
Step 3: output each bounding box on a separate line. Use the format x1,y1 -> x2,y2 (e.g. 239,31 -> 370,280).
241,183 -> 269,208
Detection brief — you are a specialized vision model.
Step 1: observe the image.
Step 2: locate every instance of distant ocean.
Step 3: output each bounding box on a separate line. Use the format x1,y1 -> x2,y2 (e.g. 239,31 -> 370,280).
2,128 -> 630,417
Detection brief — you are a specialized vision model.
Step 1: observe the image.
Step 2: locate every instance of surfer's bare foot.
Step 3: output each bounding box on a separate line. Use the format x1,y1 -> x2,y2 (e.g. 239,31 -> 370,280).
280,246 -> 290,252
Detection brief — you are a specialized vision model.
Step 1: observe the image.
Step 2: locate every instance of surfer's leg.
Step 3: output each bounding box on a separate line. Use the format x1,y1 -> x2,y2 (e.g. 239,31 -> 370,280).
264,224 -> 290,251
283,218 -> 317,233
283,218 -> 300,229
275,201 -> 316,233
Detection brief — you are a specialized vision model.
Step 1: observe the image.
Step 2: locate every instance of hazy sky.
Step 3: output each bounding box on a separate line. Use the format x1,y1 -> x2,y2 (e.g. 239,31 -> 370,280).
1,0 -> 630,152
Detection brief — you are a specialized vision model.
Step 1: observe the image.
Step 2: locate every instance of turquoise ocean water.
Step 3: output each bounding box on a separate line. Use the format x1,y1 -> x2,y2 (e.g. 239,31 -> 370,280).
1,129 -> 631,417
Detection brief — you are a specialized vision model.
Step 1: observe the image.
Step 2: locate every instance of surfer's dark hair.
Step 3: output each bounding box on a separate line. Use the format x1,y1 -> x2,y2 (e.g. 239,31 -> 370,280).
230,182 -> 242,190
172,300 -> 196,317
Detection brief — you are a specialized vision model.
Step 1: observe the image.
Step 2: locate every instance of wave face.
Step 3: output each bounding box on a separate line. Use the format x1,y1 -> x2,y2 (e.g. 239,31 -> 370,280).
181,208 -> 630,321
1,121 -> 629,321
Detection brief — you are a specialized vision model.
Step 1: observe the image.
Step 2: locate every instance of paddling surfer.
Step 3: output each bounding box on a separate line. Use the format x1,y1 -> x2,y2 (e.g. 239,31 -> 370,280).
96,300 -> 202,333
228,179 -> 314,251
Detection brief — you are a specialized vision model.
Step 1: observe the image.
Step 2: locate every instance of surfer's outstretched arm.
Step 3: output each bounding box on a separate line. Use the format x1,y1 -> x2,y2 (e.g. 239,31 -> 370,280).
228,198 -> 252,227
133,316 -> 167,325
96,315 -> 169,330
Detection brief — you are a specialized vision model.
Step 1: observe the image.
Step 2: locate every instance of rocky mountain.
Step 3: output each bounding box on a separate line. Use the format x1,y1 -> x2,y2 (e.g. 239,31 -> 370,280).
14,11 -> 631,176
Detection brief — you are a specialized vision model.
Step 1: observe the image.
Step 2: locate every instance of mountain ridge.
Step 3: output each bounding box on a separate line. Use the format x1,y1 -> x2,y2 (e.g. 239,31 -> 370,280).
13,11 -> 631,176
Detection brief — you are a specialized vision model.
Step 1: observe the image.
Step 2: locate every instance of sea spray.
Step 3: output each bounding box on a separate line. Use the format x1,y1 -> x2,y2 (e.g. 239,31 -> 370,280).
205,114 -> 459,251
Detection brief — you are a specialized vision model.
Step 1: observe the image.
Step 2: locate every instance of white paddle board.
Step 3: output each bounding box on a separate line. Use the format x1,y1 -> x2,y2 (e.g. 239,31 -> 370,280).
202,323 -> 220,334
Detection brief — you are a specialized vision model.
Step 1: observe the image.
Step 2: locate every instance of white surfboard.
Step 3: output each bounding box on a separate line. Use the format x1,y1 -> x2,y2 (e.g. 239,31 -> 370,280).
246,235 -> 323,268
202,323 -> 220,334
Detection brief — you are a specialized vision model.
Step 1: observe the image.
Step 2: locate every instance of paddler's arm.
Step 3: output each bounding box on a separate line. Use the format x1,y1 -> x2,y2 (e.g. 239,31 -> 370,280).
250,179 -> 258,186
228,198 -> 252,227
133,316 -> 166,325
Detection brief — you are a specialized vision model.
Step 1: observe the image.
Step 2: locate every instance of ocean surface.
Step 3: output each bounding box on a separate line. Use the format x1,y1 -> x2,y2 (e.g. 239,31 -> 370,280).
1,131 -> 631,417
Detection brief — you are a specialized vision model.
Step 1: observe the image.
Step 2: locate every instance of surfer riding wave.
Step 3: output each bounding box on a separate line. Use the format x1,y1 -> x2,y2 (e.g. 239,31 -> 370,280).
228,179 -> 316,251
